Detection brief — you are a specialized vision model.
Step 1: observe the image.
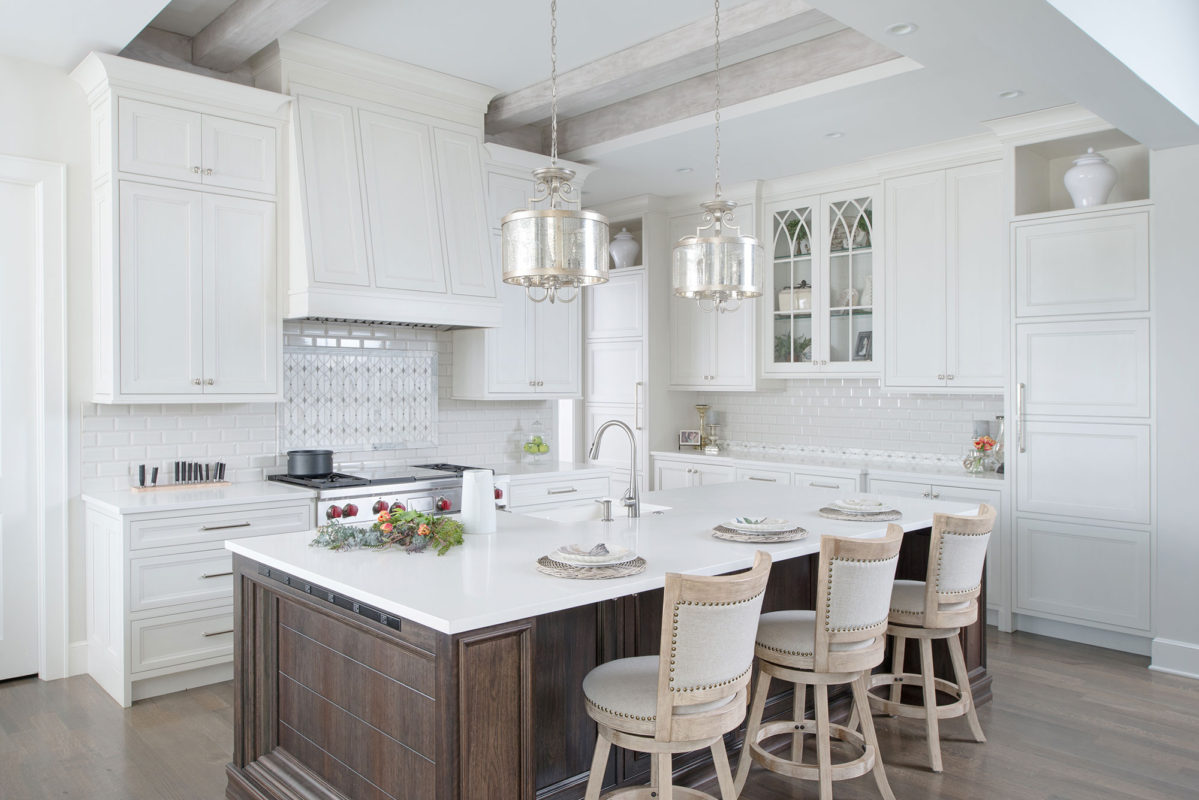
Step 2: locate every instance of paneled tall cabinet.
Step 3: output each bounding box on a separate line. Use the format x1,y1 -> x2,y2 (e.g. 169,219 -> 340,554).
73,53 -> 290,404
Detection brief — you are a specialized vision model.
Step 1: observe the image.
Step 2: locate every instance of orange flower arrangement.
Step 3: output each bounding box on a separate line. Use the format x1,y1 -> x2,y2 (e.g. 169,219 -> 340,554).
973,435 -> 997,453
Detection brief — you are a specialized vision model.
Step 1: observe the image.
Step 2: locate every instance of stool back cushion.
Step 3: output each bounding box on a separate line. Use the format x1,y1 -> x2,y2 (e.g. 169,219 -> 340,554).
655,551 -> 772,740
923,503 -> 997,628
815,524 -> 903,673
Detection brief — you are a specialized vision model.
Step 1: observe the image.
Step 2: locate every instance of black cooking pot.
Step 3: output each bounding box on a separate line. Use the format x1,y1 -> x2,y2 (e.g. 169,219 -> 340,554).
286,449 -> 333,477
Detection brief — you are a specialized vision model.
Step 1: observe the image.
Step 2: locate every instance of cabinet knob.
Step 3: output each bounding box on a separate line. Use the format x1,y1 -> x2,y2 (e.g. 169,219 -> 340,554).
537,380 -> 544,386
931,492 -> 940,499
205,378 -> 214,386
192,166 -> 201,174
922,491 -> 931,498
204,168 -> 213,176
192,378 -> 202,386
938,374 -> 945,380
947,374 -> 955,380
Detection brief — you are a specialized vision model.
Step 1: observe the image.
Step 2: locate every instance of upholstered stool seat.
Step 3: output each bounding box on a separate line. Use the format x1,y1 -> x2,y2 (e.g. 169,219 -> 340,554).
857,504 -> 997,774
581,552 -> 772,800
735,526 -> 904,800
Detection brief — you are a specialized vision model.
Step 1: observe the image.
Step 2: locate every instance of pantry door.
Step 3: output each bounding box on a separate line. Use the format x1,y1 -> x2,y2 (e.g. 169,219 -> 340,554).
0,156 -> 67,680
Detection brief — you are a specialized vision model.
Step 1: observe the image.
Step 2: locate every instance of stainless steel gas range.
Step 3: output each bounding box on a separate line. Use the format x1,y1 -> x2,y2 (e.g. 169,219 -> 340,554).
268,463 -> 496,527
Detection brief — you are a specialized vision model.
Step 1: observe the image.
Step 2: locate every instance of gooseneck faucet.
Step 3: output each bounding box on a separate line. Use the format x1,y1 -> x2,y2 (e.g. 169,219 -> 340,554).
587,419 -> 639,518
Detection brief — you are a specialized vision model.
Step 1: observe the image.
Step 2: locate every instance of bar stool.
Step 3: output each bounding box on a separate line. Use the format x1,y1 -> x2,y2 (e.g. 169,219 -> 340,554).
735,525 -> 904,800
581,551 -> 772,800
860,503 -> 996,773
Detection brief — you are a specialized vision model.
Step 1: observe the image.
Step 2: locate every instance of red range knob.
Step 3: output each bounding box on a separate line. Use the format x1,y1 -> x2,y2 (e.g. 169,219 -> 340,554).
342,503 -> 358,518
390,501 -> 407,512
494,488 -> 504,500
436,497 -> 451,512
372,499 -> 387,514
326,505 -> 342,520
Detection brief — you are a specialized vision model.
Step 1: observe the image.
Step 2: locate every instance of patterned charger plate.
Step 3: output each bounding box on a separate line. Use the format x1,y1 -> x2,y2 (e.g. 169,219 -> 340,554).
536,554 -> 647,579
818,507 -> 903,522
712,524 -> 809,543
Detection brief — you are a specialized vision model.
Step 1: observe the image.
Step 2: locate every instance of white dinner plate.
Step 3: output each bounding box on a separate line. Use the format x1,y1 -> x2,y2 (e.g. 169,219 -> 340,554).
829,498 -> 898,514
725,518 -> 795,533
551,544 -> 635,566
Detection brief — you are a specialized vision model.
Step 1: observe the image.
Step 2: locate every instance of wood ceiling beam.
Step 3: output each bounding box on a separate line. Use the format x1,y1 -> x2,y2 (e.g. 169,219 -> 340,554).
191,0 -> 330,72
485,0 -> 839,135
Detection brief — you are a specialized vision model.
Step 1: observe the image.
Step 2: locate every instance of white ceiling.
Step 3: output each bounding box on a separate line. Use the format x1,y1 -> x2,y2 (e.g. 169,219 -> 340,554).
0,0 -> 169,69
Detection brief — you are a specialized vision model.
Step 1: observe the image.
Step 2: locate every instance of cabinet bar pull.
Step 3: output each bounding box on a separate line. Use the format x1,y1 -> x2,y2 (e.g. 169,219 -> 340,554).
546,487 -> 578,495
1017,382 -> 1027,453
634,381 -> 643,431
808,482 -> 839,489
748,476 -> 777,482
199,521 -> 252,531
202,629 -> 234,637
200,571 -> 233,579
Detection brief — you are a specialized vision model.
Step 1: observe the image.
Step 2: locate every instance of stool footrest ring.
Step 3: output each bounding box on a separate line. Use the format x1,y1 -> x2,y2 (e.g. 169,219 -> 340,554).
748,718 -> 876,781
866,672 -> 968,719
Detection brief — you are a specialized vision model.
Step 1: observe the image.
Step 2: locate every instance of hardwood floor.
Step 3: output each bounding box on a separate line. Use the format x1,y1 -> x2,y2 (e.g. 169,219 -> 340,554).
1,630 -> 1197,799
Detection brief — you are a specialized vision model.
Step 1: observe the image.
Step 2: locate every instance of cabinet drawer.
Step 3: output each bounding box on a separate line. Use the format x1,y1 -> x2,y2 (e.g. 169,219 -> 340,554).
130,548 -> 233,613
1016,319 -> 1149,418
792,472 -> 858,493
508,476 -> 610,509
129,501 -> 313,550
735,467 -> 791,485
131,606 -> 234,673
867,478 -> 929,498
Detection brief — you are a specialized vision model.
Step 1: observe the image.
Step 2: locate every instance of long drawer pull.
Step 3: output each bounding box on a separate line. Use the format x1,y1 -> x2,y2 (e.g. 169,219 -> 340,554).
199,521 -> 252,531
748,476 -> 778,482
808,482 -> 840,489
202,629 -> 234,638
200,571 -> 233,579
546,487 -> 578,495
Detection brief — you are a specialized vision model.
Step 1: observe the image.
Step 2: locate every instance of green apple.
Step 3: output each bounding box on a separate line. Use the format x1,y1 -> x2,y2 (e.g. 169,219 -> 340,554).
538,443 -> 549,453
523,443 -> 536,454
532,435 -> 543,445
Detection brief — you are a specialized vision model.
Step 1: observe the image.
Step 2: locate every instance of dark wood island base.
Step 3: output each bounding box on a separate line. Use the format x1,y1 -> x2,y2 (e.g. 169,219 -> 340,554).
226,528 -> 988,800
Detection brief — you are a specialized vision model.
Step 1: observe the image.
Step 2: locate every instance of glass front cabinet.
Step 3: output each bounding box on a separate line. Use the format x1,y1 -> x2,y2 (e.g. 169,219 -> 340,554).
762,187 -> 880,376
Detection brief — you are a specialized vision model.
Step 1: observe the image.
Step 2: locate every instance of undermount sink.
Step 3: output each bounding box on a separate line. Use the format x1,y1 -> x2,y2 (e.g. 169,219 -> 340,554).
521,501 -> 671,524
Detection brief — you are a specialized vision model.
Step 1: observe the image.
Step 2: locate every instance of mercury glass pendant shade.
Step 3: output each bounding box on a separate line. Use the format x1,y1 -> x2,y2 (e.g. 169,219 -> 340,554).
673,200 -> 763,311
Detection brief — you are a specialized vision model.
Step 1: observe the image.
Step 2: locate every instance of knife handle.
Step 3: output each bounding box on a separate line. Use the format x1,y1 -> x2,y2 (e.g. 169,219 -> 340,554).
138,464 -> 145,487
151,467 -> 159,486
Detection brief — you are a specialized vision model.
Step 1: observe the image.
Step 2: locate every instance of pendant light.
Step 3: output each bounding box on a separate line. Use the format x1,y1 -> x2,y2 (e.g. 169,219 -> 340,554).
672,0 -> 763,313
501,0 -> 609,304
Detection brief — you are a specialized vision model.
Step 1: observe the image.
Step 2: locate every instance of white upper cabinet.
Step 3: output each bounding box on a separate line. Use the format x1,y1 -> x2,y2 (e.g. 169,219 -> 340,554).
885,162 -> 1005,390
118,98 -> 275,194
75,53 -> 287,404
586,269 -> 645,340
433,128 -> 495,299
1013,205 -> 1150,317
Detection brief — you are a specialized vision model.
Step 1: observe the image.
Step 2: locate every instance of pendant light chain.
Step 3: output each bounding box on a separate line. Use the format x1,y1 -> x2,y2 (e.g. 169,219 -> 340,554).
713,0 -> 722,201
549,0 -> 559,167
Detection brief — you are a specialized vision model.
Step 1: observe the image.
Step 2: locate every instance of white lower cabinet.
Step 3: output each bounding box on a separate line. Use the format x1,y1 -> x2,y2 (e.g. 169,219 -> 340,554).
735,466 -> 791,485
1015,517 -> 1150,631
84,495 -> 315,706
654,456 -> 736,490
792,471 -> 859,493
504,471 -> 611,513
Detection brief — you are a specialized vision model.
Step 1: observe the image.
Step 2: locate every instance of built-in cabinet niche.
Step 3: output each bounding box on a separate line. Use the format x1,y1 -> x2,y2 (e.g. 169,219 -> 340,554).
72,53 -> 289,404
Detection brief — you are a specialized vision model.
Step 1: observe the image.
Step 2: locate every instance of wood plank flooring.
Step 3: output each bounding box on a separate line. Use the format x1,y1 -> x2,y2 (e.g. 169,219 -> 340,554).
1,630 -> 1197,799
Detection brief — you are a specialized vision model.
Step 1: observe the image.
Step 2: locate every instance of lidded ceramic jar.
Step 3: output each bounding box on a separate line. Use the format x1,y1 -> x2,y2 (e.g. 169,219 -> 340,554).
609,228 -> 640,269
1063,147 -> 1118,208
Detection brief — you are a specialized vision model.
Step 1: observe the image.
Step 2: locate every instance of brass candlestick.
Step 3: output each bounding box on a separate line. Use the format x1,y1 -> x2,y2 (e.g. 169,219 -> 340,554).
695,404 -> 720,453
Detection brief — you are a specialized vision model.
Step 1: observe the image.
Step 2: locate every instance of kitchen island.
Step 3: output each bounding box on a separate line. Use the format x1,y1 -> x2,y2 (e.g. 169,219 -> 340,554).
224,483 -> 988,800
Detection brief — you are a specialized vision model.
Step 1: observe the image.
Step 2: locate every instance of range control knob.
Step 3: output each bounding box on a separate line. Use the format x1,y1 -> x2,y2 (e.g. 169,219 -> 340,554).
342,503 -> 358,518
325,505 -> 342,520
390,501 -> 407,512
436,497 -> 451,512
494,487 -> 504,500
372,499 -> 388,514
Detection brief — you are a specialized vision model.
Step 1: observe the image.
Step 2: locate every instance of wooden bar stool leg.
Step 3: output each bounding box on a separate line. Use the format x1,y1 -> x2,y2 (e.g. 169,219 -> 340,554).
655,752 -> 674,800
948,632 -> 986,743
889,633 -> 906,709
735,668 -> 771,793
846,694 -> 860,733
919,637 -> 943,773
852,674 -> 896,800
814,683 -> 834,800
584,733 -> 611,800
792,681 -> 807,760
711,738 -> 738,800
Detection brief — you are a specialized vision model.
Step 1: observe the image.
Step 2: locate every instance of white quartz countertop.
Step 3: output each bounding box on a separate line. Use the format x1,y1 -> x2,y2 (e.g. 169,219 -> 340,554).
225,482 -> 976,635
488,461 -> 610,481
82,481 -> 316,516
651,450 -> 1005,485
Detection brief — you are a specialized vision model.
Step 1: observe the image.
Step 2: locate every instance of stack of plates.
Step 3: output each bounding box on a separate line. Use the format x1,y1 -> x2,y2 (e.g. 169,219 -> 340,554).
549,543 -> 636,567
827,498 -> 898,515
724,517 -> 796,534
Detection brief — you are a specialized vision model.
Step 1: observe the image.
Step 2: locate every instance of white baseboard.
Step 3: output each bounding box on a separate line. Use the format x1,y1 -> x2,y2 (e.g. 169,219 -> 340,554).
1150,638 -> 1199,680
68,640 -> 88,677
1010,613 -> 1151,655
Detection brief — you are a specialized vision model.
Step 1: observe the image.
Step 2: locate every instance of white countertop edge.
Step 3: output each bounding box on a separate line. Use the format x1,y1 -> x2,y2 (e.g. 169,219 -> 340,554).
82,481 -> 317,516
494,462 -> 611,482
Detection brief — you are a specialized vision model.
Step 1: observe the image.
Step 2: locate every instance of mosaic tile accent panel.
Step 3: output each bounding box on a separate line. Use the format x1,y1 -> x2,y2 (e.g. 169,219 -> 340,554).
280,347 -> 438,452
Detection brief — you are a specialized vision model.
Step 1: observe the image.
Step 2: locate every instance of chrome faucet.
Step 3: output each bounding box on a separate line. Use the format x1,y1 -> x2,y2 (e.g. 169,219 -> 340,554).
587,419 -> 639,518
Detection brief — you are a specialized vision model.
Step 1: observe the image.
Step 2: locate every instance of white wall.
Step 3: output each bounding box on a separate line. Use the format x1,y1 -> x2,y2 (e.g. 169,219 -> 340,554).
1150,144 -> 1199,678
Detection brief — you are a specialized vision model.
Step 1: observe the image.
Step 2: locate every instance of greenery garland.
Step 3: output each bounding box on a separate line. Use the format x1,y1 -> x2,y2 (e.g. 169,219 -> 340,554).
311,508 -> 464,556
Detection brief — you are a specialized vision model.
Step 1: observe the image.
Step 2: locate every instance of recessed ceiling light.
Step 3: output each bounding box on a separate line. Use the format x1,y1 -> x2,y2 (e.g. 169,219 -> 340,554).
998,89 -> 1024,99
825,131 -> 845,139
885,22 -> 918,36
676,167 -> 694,174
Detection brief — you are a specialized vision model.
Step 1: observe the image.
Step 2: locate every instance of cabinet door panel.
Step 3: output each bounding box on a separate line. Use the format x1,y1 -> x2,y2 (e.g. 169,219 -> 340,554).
118,98 -> 201,184
119,182 -> 203,395
1016,517 -> 1149,630
294,95 -> 370,287
669,294 -> 713,387
654,461 -> 692,491
694,464 -> 735,486
434,128 -> 495,298
358,110 -> 446,293
885,171 -> 947,387
585,340 -> 643,404
946,162 -> 1005,388
487,172 -> 533,230
201,115 -> 276,194
534,298 -> 581,395
584,404 -> 639,474
486,281 -> 534,394
1017,319 -> 1149,418
1014,210 -> 1149,316
1016,421 -> 1150,524
203,194 -> 277,394
867,479 -> 930,498
710,304 -> 755,388
586,269 -> 645,339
